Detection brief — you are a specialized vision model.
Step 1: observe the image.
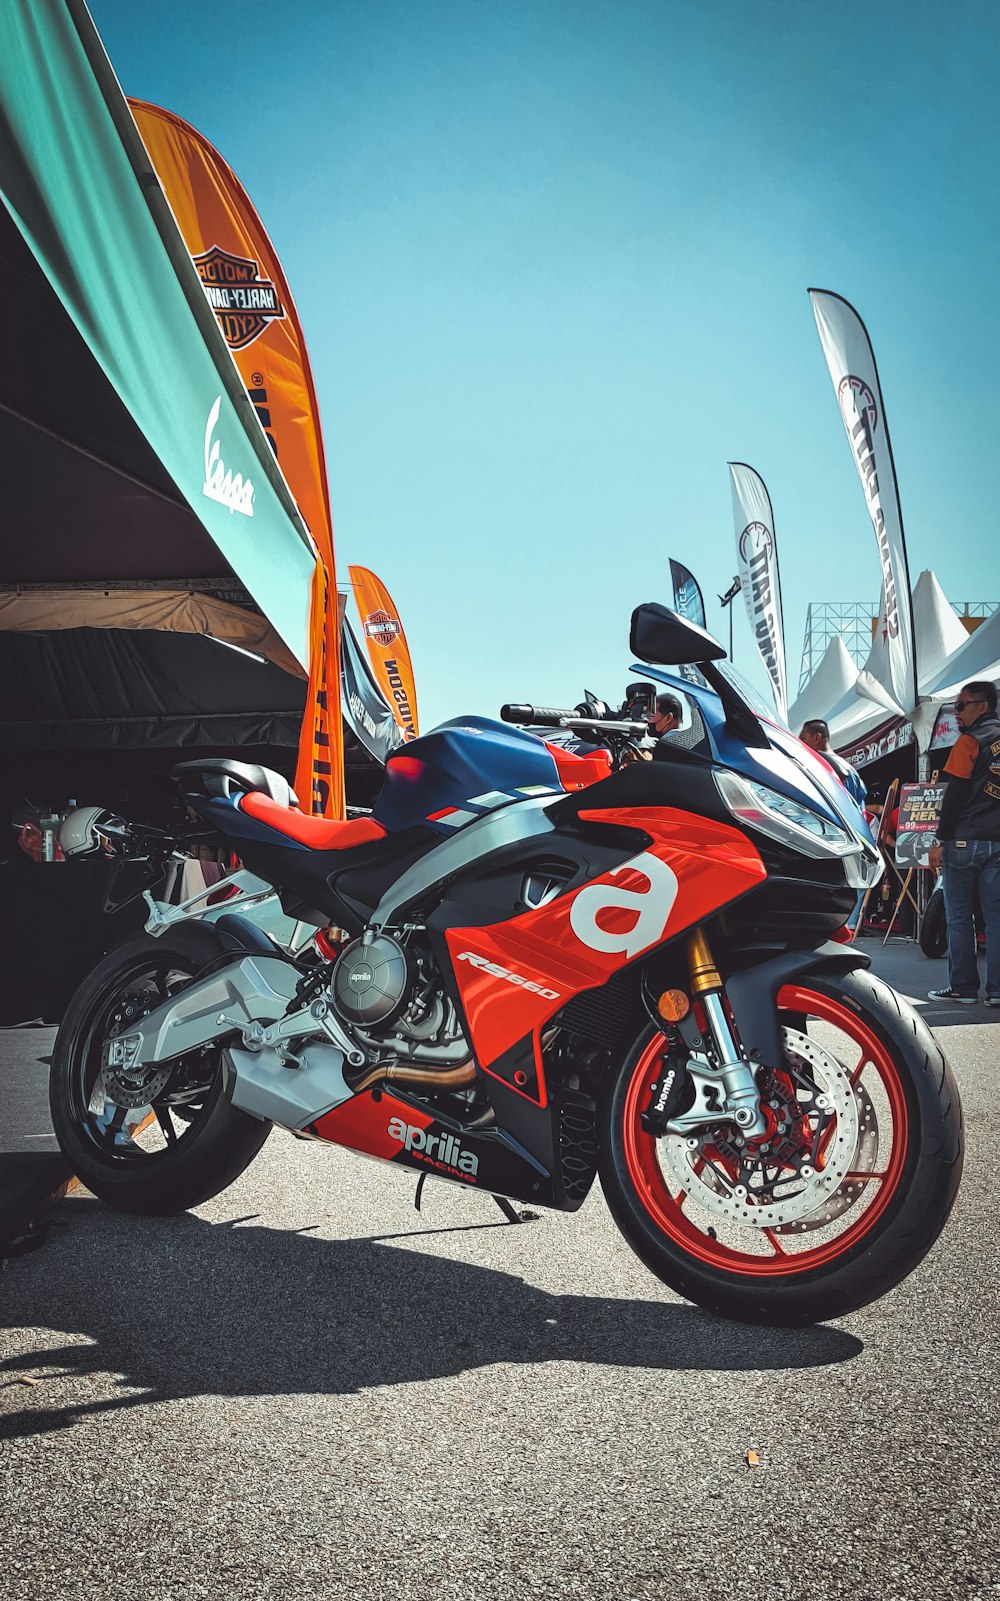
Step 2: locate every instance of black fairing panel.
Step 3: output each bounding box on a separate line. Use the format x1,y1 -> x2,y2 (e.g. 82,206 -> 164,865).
187,798 -> 439,935
547,756 -> 727,827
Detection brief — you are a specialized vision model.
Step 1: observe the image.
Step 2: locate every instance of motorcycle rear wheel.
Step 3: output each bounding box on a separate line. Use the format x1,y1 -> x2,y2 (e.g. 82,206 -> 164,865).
598,968 -> 963,1325
919,886 -> 948,959
50,923 -> 270,1215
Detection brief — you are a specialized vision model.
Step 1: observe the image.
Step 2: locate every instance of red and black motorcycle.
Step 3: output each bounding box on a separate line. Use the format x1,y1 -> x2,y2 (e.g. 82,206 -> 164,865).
50,605 -> 963,1325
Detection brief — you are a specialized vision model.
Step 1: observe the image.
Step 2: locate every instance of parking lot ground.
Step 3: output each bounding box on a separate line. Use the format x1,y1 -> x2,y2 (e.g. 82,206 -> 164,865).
0,1025 -> 68,1255
1,939 -> 998,1601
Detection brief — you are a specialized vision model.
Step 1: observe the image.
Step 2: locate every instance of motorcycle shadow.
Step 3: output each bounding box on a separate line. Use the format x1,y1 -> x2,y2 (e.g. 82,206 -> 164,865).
0,1197 -> 863,1440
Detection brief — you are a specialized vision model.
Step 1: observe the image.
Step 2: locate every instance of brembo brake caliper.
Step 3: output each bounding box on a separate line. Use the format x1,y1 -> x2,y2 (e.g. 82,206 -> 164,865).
651,931 -> 768,1142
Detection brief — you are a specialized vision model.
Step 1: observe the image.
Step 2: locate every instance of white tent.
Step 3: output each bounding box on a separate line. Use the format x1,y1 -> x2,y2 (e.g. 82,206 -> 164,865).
787,636 -> 858,733
911,604 -> 1000,750
792,571 -> 998,767
911,570 -> 969,680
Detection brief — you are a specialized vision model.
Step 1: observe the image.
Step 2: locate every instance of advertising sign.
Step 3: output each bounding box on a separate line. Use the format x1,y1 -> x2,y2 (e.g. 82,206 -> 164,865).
131,99 -> 344,817
348,566 -> 419,739
668,560 -> 707,628
809,288 -> 917,718
728,463 -> 787,721
895,781 -> 945,870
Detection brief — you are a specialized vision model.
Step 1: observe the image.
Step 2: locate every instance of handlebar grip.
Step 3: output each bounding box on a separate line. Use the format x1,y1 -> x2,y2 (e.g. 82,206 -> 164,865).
500,703 -> 575,726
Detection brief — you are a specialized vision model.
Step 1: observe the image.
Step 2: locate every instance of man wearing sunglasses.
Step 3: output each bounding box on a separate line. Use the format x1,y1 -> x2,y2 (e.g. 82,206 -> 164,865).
927,680 -> 1000,1005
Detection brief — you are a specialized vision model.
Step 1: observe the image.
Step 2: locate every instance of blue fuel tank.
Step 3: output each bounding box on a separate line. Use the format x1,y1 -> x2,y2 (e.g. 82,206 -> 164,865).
372,716 -> 561,834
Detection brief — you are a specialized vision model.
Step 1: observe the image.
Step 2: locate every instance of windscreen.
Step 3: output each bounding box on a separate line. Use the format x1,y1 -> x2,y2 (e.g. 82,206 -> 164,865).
713,661 -> 789,730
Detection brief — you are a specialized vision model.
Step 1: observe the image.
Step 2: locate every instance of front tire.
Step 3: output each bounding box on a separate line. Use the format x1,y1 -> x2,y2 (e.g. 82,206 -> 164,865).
599,968 -> 963,1325
50,923 -> 271,1215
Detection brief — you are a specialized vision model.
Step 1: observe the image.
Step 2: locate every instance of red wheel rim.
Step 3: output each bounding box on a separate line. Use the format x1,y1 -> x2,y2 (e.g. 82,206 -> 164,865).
621,983 -> 911,1276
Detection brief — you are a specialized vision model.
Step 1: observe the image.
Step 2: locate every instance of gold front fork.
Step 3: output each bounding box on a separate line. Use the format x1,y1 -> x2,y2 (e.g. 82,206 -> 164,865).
686,926 -> 722,996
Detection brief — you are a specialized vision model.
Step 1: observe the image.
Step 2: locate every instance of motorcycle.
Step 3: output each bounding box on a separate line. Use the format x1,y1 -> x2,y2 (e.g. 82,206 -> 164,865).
49,604 -> 963,1326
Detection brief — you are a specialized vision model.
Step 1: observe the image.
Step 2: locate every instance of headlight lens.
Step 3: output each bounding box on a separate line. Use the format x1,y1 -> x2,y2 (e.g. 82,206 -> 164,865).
714,771 -> 882,890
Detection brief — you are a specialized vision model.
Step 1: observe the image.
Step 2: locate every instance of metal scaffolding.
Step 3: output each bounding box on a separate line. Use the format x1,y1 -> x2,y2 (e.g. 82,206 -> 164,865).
798,599 -> 998,690
798,602 -> 876,691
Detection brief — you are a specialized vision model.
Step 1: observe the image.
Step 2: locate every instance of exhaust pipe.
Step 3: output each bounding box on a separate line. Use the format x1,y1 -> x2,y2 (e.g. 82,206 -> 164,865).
349,1058 -> 478,1096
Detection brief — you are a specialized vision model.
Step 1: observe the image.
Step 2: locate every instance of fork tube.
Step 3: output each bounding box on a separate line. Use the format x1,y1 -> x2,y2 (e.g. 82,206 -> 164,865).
686,926 -> 767,1137
687,926 -> 722,995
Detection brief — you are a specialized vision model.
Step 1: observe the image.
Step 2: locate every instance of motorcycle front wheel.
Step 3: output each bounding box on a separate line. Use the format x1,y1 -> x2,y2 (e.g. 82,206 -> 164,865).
50,923 -> 271,1215
599,967 -> 963,1325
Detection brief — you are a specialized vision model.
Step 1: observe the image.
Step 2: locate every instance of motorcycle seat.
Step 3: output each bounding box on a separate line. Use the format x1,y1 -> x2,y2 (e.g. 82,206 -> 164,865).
238,790 -> 387,851
173,758 -> 299,808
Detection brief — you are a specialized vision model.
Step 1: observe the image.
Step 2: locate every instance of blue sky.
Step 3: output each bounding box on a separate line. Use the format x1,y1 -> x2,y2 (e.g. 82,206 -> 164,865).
91,0 -> 1000,728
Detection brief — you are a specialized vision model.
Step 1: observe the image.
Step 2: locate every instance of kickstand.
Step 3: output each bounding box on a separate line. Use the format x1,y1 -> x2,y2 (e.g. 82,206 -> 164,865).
493,1194 -> 537,1225
414,1173 -> 428,1213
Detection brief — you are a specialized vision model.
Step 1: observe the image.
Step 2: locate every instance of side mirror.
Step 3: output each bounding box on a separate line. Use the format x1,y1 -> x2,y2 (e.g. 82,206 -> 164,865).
629,602 -> 727,666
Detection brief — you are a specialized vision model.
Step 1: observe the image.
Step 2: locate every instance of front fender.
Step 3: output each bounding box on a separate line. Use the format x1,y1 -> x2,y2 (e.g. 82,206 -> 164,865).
724,943 -> 871,1072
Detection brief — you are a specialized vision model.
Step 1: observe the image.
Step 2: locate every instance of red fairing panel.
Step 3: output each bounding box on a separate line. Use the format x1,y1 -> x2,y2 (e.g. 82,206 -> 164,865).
311,1089 -> 431,1153
445,807 -> 766,1102
544,742 -> 613,791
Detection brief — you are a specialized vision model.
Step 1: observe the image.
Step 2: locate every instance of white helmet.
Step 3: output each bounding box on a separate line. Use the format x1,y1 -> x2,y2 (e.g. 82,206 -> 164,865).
58,806 -> 118,858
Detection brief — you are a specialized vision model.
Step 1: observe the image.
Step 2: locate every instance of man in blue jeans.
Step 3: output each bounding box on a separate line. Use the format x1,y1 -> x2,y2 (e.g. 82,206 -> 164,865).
927,679 -> 1000,1005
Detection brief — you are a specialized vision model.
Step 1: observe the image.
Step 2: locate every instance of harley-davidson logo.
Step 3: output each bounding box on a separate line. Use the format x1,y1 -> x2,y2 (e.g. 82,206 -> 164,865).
193,245 -> 285,351
364,610 -> 401,647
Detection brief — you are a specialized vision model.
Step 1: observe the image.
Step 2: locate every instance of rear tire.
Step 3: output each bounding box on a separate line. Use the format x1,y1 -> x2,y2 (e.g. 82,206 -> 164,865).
50,923 -> 270,1215
599,968 -> 963,1325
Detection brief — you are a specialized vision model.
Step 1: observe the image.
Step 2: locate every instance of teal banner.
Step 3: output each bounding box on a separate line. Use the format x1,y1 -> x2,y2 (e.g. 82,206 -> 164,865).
0,0 -> 316,664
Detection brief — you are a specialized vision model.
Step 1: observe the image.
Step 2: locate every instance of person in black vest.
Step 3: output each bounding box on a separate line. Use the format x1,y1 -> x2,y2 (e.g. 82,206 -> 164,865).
927,679 -> 1000,1004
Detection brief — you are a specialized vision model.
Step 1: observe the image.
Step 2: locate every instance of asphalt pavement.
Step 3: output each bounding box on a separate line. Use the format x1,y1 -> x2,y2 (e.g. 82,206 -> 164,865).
0,1026 -> 67,1254
1,939 -> 998,1601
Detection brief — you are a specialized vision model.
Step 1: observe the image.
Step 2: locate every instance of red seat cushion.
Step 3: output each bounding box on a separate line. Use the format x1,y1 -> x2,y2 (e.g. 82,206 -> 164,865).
239,791 -> 387,850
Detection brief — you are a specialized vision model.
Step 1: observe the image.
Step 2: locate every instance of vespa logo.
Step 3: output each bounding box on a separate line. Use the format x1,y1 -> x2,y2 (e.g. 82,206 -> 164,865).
569,851 -> 678,960
202,396 -> 255,518
364,609 -> 401,647
193,245 -> 285,351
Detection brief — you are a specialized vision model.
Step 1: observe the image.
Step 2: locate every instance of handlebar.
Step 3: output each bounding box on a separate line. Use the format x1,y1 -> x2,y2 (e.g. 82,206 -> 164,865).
501,704 -> 648,738
501,703 -> 575,726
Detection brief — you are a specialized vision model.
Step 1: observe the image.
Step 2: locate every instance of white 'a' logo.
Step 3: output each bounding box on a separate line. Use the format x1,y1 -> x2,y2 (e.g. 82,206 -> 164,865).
569,851 -> 678,960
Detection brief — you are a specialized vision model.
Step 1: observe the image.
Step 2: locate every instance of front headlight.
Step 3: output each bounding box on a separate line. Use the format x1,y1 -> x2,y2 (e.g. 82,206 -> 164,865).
714,771 -> 881,892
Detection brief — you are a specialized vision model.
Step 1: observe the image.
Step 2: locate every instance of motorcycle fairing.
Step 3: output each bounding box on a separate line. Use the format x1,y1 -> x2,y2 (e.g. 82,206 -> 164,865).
443,807 -> 766,1107
309,1085 -> 559,1206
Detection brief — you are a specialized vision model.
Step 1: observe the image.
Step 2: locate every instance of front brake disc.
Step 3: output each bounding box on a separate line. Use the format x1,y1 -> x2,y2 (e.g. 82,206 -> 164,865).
657,1027 -> 861,1231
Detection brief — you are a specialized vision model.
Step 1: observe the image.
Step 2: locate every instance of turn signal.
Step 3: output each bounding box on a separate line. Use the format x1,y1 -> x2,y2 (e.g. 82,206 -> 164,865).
657,988 -> 690,1023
